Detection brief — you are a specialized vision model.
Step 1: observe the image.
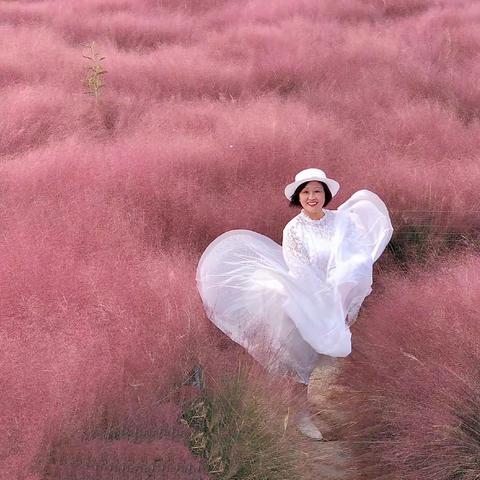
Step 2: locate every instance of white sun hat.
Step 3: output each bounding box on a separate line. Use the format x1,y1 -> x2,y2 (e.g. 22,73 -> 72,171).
284,168 -> 340,200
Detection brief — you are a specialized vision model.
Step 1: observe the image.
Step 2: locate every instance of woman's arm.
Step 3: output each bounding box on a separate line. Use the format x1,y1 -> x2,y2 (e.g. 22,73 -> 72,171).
282,223 -> 310,276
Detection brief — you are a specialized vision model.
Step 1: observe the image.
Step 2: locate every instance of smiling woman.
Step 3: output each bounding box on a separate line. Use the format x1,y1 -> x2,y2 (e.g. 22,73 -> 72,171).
196,168 -> 393,439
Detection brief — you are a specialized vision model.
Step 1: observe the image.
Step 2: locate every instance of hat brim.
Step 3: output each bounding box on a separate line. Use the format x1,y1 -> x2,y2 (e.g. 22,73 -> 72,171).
284,177 -> 340,200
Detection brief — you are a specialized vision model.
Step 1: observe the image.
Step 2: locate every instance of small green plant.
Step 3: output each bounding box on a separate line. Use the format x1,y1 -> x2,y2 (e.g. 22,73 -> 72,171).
83,42 -> 107,102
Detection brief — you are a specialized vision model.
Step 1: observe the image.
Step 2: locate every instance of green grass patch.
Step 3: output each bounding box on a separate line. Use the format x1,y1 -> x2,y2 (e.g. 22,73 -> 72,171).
182,364 -> 306,480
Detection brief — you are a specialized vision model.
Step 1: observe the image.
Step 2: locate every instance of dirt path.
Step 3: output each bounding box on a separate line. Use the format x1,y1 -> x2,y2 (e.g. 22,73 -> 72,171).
307,359 -> 353,479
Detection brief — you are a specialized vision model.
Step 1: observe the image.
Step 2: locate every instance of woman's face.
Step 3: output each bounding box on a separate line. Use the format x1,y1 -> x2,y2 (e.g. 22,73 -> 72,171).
299,181 -> 325,214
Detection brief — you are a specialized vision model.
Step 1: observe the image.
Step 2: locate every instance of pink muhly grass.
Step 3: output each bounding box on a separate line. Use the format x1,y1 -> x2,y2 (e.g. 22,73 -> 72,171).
326,253 -> 480,479
54,9 -> 198,50
0,154 -> 207,477
1,0 -> 479,226
1,0 -> 480,477
44,438 -> 208,480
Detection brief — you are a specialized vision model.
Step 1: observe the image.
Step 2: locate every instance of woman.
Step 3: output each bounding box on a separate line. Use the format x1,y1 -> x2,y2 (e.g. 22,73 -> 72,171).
196,168 -> 393,439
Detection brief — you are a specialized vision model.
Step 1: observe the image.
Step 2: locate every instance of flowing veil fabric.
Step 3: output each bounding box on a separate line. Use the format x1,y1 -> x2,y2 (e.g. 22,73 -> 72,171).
196,190 -> 393,383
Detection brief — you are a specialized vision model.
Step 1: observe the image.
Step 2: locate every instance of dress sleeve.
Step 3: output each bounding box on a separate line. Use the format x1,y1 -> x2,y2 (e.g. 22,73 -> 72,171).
282,222 -> 310,277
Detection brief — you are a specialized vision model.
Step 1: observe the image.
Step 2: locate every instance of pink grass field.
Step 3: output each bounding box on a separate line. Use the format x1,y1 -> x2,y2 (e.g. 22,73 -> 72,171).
1,0 -> 479,478
332,253 -> 480,479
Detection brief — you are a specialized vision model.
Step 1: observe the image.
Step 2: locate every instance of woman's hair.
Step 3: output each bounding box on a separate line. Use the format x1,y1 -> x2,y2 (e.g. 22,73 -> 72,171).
289,181 -> 332,208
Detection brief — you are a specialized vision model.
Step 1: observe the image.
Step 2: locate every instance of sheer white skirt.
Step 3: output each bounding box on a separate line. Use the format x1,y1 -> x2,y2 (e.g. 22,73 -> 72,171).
196,190 -> 393,384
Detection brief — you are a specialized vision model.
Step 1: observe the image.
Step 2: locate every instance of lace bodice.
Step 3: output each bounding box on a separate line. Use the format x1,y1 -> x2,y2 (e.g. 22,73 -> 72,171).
282,209 -> 337,289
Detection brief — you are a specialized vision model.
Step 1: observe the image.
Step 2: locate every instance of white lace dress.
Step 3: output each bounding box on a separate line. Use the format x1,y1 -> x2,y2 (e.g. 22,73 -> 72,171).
196,190 -> 393,383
